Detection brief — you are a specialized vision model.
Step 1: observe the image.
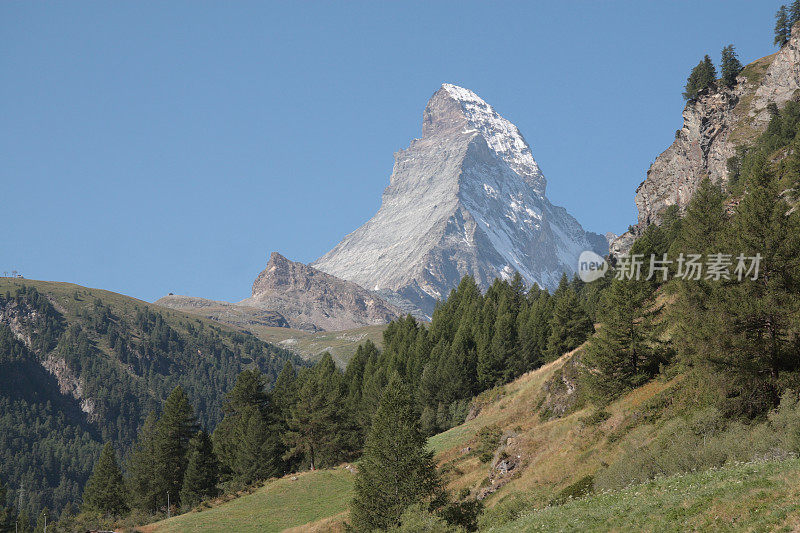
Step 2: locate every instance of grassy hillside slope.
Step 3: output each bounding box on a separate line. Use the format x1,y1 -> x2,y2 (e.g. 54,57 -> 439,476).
488,458 -> 800,532
142,468 -> 354,533
138,344 -> 800,532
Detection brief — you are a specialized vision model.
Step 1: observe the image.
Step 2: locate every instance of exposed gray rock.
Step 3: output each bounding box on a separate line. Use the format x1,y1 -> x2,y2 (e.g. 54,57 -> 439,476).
240,252 -> 403,332
612,24 -> 800,255
312,84 -> 607,315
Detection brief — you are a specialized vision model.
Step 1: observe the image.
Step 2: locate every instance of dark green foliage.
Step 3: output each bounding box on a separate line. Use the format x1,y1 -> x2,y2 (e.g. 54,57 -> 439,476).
213,368 -> 285,485
683,55 -> 717,101
81,443 -> 127,516
545,287 -> 593,361
0,478 -> 13,533
283,354 -> 352,470
720,45 -> 743,88
0,283 -> 299,517
180,431 -> 219,507
152,387 -> 199,508
349,375 -> 442,532
125,411 -> 159,512
791,1 -> 800,28
674,102 -> 800,417
775,5 -> 791,47
126,387 -> 199,512
584,279 -> 667,401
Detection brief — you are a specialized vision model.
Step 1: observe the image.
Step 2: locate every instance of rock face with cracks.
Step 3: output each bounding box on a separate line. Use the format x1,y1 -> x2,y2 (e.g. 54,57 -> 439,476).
612,25 -> 800,255
313,83 -> 606,315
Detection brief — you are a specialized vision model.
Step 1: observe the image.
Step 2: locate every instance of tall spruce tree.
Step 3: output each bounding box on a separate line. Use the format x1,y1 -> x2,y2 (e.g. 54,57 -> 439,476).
545,287 -> 593,360
669,178 -> 728,369
81,442 -> 128,516
283,354 -> 349,470
683,55 -> 717,101
0,478 -> 13,533
126,411 -> 160,511
720,45 -> 743,87
180,431 -> 219,507
776,5 -> 791,47
349,375 -> 441,532
791,0 -> 800,28
693,155 -> 800,416
584,279 -> 666,400
152,386 -> 198,508
212,369 -> 283,484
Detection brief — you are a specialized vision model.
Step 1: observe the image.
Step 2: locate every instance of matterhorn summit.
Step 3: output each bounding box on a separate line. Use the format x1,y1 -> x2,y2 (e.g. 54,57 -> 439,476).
312,84 -> 607,315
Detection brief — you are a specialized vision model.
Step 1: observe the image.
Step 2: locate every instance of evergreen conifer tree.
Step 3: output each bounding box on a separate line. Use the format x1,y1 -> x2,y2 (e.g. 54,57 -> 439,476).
584,279 -> 665,400
683,55 -> 717,100
213,369 -> 283,484
693,156 -> 800,415
545,288 -> 593,360
152,386 -> 198,508
126,411 -> 160,511
720,45 -> 743,87
81,442 -> 128,516
283,354 -> 348,470
0,479 -> 13,533
791,0 -> 800,28
180,431 -> 219,507
776,5 -> 791,47
349,375 -> 441,532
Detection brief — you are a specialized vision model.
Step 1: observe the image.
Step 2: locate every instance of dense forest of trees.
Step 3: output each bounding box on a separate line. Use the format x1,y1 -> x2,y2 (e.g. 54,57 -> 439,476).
0,285 -> 300,521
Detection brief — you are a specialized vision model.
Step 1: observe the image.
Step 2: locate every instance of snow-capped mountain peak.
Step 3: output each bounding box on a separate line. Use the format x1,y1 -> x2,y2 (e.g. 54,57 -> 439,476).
440,83 -> 545,194
312,84 -> 606,314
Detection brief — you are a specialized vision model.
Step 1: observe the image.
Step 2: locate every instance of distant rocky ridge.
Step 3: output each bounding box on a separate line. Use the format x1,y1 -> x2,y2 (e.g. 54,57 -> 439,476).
157,253 -> 404,333
313,83 -> 607,314
612,24 -> 800,255
239,252 -> 403,332
155,294 -> 290,328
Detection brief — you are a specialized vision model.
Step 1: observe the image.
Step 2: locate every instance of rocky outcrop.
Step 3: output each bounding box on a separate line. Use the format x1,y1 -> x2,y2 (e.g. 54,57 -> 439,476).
155,295 -> 290,328
0,297 -> 97,420
240,252 -> 403,332
313,84 -> 607,314
612,24 -> 800,255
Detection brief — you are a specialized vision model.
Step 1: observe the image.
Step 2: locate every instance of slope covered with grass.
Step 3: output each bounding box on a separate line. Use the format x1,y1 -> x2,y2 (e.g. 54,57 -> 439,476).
486,458 -> 800,532
141,468 -> 354,533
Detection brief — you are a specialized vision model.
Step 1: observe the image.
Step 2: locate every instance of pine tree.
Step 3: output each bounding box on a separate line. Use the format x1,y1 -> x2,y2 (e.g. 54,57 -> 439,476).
720,45 -> 743,88
791,0 -> 800,28
694,155 -> 800,416
545,288 -> 593,360
683,55 -> 717,101
212,369 -> 283,484
0,478 -> 13,533
81,442 -> 128,516
776,5 -> 791,47
152,386 -> 198,508
126,411 -> 160,511
283,354 -> 348,470
180,431 -> 219,508
16,511 -> 30,533
349,375 -> 442,532
584,279 -> 666,400
33,509 -> 48,533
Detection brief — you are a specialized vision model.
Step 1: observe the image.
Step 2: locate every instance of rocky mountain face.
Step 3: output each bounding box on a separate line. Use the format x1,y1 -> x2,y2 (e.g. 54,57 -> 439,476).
240,252 -> 403,332
611,25 -> 800,255
312,84 -> 607,315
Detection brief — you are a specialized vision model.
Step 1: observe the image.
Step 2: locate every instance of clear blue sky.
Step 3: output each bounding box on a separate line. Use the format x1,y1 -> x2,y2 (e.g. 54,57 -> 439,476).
1,1 -> 784,302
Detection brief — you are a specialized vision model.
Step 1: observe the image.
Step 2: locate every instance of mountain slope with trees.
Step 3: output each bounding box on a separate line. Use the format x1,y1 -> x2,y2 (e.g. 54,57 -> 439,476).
0,278 -> 301,521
